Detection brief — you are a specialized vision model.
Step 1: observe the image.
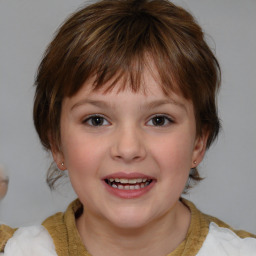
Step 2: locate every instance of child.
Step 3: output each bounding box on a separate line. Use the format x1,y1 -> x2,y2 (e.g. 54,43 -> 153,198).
0,0 -> 255,255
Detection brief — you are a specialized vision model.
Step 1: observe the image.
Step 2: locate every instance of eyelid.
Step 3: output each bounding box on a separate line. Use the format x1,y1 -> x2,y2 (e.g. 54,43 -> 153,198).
82,114 -> 111,126
146,114 -> 174,126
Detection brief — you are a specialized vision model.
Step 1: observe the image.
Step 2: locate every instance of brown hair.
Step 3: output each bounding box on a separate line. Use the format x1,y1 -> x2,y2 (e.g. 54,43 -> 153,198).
33,0 -> 221,189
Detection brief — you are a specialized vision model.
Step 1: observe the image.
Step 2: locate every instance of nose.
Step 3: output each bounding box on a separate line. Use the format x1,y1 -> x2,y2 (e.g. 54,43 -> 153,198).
110,125 -> 147,163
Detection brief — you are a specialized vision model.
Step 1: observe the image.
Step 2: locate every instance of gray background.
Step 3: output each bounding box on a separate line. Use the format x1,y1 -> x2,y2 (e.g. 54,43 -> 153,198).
0,0 -> 255,233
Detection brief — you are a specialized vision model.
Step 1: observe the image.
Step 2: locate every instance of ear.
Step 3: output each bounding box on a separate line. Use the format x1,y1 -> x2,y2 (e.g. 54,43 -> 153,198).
51,148 -> 66,171
191,131 -> 209,168
48,133 -> 66,171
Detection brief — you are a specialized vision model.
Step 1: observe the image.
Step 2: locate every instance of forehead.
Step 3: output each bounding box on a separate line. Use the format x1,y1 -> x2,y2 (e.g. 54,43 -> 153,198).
64,53 -> 185,100
70,59 -> 182,99
63,66 -> 193,116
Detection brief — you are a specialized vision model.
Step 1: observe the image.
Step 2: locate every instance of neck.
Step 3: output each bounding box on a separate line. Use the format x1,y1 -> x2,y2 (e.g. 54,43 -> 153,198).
76,200 -> 191,256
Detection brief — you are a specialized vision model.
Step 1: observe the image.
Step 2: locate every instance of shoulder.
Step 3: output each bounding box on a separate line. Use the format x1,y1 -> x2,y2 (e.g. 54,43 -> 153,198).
41,200 -> 80,247
182,199 -> 256,255
197,222 -> 256,255
203,212 -> 256,239
0,224 -> 16,252
0,199 -> 82,256
0,224 -> 57,256
182,198 -> 256,238
180,199 -> 256,255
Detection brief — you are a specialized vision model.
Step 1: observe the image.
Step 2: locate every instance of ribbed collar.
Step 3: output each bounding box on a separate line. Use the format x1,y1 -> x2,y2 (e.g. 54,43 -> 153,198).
43,198 -> 210,256
166,199 -> 210,256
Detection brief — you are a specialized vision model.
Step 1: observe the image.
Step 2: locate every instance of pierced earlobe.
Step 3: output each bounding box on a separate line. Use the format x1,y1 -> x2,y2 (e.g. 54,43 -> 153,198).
192,160 -> 197,168
192,131 -> 209,169
58,162 -> 66,171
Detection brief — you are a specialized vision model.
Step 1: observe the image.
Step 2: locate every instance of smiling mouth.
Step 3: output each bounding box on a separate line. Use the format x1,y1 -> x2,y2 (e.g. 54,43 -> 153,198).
104,178 -> 153,190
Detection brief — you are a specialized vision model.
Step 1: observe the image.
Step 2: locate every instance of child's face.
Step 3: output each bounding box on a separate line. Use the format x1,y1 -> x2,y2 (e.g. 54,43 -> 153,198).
53,67 -> 207,229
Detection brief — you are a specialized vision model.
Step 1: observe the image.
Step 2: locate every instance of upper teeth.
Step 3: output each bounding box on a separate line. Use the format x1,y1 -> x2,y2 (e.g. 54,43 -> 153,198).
109,178 -> 147,184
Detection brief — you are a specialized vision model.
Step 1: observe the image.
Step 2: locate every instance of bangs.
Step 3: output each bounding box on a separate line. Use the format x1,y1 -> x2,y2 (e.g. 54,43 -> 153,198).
59,11 -> 181,98
84,51 -> 180,96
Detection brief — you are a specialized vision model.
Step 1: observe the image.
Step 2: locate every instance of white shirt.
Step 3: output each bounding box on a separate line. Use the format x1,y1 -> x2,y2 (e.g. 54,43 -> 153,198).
1,222 -> 256,255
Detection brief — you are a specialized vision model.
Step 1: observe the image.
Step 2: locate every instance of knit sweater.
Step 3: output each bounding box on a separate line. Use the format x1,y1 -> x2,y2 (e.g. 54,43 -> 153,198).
1,199 -> 255,255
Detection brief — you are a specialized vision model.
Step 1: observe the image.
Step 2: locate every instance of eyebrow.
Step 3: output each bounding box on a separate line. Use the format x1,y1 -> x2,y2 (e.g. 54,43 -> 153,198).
71,99 -> 113,111
71,98 -> 187,112
145,99 -> 187,111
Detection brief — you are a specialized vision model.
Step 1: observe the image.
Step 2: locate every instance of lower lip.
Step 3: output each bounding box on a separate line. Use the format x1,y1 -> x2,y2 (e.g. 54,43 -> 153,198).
103,180 -> 156,199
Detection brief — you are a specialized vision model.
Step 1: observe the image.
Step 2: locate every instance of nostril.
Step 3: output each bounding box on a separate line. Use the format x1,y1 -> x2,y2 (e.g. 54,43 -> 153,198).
111,144 -> 147,162
110,130 -> 147,162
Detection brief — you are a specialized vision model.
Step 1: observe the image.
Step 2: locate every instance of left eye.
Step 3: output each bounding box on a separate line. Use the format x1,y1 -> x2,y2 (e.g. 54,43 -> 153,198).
83,115 -> 110,127
146,115 -> 173,126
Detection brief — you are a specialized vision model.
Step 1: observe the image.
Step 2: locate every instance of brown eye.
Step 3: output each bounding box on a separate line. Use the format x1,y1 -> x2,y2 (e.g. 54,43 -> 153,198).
147,115 -> 173,127
84,115 -> 109,126
92,117 -> 104,126
152,116 -> 165,126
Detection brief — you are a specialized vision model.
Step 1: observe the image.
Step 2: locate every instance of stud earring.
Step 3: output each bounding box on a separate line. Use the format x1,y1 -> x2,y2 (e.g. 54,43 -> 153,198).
59,162 -> 65,170
193,160 -> 197,165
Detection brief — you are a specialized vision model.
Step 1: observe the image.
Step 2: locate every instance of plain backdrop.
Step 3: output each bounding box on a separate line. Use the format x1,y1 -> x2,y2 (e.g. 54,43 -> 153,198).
0,0 -> 255,233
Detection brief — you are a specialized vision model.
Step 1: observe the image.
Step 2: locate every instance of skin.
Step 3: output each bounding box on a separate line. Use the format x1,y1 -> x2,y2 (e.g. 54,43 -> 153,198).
0,168 -> 8,200
52,67 -> 208,256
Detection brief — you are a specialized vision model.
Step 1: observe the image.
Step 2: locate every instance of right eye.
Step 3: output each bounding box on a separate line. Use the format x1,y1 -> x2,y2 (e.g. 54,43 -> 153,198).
83,115 -> 110,127
146,115 -> 174,127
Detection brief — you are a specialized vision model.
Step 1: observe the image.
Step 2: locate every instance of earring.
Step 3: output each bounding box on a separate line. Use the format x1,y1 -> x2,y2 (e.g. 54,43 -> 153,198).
59,162 -> 65,170
193,160 -> 197,165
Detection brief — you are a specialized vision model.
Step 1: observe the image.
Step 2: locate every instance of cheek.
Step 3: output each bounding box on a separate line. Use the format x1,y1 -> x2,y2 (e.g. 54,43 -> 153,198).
61,134 -> 107,199
151,135 -> 194,170
61,132 -> 106,173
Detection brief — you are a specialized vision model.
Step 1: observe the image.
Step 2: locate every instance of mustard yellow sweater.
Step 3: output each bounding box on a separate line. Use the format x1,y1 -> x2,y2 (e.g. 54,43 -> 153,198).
1,199 -> 255,255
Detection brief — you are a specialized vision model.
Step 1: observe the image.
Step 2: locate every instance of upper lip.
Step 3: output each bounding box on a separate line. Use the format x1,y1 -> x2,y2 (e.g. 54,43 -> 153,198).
103,172 -> 155,180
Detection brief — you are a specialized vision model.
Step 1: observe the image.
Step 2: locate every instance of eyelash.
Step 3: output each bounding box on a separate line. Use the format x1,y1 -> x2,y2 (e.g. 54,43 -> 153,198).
82,115 -> 110,127
146,115 -> 174,127
82,114 -> 174,127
